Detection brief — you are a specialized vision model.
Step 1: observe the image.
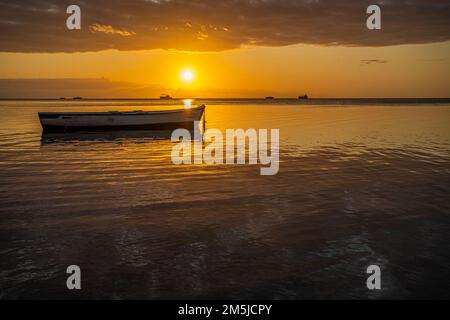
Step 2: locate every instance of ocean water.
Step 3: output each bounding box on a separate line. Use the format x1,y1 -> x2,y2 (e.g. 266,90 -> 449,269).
0,99 -> 449,299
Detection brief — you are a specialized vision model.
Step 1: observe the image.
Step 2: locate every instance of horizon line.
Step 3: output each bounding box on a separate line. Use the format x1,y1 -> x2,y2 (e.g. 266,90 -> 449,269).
1,97 -> 450,101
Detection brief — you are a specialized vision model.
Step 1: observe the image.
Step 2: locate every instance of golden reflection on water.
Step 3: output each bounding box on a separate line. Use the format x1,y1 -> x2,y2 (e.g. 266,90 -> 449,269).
0,101 -> 449,155
1,101 -> 450,299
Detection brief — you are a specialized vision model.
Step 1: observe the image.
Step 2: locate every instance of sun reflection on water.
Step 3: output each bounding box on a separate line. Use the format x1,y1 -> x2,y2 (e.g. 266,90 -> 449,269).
183,99 -> 193,109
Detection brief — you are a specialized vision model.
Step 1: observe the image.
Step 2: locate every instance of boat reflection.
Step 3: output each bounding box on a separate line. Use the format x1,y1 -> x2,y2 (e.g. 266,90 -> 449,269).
41,127 -> 203,145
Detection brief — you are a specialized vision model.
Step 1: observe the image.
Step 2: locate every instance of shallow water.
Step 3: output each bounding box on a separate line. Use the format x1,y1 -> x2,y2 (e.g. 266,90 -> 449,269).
0,99 -> 449,299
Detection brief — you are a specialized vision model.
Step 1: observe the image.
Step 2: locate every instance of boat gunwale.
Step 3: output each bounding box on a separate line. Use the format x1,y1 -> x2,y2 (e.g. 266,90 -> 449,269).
38,105 -> 205,117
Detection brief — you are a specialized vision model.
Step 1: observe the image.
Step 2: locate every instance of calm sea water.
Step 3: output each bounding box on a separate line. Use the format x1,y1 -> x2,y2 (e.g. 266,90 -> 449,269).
0,99 -> 449,299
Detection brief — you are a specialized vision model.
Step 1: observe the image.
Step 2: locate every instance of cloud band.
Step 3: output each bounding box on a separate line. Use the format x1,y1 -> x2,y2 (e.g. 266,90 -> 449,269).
0,0 -> 449,53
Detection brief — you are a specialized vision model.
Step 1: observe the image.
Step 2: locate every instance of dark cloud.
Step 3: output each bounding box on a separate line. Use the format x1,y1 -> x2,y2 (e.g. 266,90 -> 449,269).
361,59 -> 388,65
0,0 -> 449,53
0,78 -> 164,98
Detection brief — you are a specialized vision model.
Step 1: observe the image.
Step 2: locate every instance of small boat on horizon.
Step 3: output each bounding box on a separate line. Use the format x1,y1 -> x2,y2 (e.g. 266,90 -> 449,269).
160,94 -> 173,100
298,94 -> 309,99
265,96 -> 275,100
39,105 -> 206,133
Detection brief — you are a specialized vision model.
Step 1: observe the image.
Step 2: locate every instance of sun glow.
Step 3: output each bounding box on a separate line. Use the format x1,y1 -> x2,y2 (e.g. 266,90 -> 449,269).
181,69 -> 195,84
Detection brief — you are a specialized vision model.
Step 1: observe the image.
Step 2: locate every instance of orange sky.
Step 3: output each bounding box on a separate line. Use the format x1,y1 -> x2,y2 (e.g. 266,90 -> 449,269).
1,41 -> 449,98
0,1 -> 449,98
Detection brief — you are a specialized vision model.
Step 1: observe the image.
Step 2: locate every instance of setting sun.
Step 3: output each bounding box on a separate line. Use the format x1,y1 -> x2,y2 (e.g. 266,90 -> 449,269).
181,69 -> 195,84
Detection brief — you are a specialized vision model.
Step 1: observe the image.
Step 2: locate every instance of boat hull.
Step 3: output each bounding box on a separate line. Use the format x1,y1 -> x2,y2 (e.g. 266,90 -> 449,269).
39,105 -> 205,133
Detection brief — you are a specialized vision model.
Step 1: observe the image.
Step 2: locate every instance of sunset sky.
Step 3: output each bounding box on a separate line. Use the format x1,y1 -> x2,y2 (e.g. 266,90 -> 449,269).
0,0 -> 449,98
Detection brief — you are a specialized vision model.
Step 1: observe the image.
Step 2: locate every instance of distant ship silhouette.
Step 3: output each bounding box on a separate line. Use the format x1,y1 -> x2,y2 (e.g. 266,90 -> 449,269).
160,94 -> 173,100
298,94 -> 308,99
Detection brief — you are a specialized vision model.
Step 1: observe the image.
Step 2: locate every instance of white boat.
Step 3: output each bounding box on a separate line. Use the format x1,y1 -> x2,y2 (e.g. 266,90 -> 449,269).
39,105 -> 205,133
